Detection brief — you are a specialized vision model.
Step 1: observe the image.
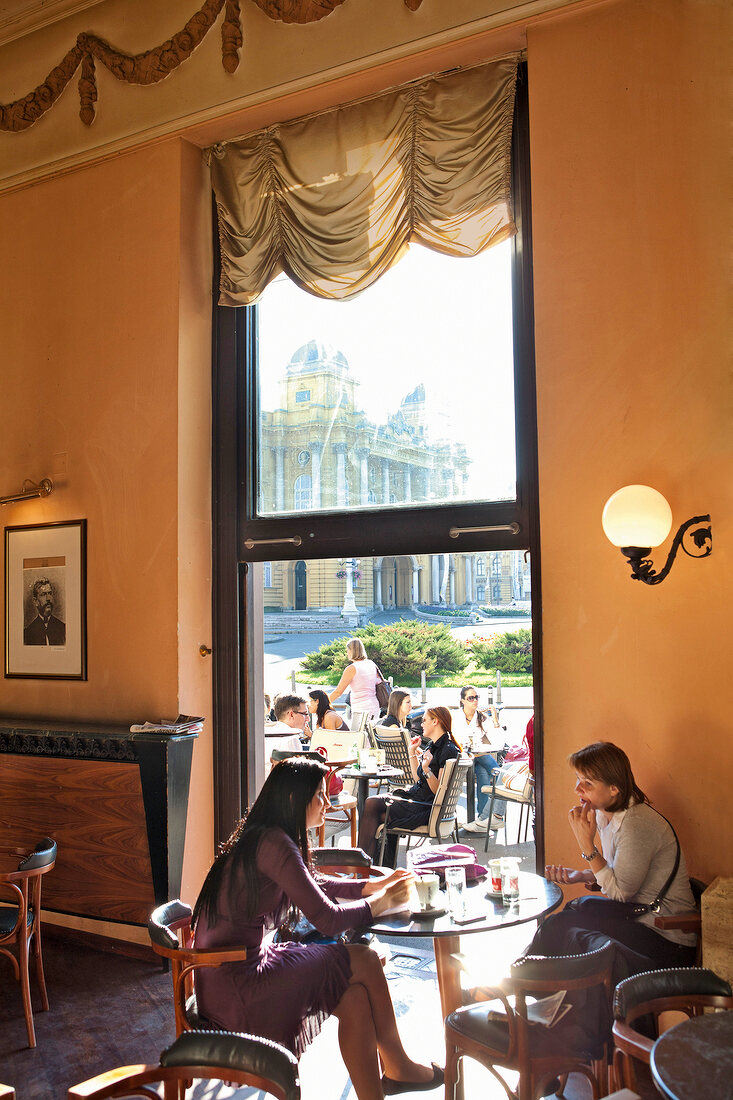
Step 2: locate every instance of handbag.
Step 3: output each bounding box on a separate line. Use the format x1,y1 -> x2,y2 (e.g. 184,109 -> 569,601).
410,843 -> 488,882
374,665 -> 391,710
567,811 -> 681,923
495,760 -> 532,798
312,745 -> 344,797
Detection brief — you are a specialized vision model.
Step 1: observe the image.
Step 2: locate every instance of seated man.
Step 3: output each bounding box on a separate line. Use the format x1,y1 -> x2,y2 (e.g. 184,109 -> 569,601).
268,693 -> 310,752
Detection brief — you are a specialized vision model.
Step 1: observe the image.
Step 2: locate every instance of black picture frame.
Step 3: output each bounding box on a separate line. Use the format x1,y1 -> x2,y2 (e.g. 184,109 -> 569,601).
4,519 -> 87,680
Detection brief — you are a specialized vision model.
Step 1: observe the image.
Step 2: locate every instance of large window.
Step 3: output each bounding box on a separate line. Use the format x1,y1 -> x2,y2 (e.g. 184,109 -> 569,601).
211,65 -> 541,850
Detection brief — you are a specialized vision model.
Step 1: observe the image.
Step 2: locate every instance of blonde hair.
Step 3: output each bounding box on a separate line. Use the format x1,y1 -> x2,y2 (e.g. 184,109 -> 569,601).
346,637 -> 367,661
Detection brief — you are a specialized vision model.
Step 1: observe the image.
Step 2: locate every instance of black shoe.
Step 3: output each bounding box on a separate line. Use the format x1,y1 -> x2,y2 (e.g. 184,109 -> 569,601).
381,1064 -> 444,1095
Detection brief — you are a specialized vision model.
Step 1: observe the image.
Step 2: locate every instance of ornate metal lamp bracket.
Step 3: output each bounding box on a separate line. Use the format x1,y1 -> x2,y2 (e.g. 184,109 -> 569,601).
621,514 -> 712,585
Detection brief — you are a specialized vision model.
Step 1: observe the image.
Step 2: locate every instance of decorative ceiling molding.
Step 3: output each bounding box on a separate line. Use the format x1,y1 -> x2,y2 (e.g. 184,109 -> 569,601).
0,0 -> 423,133
0,1 -> 106,48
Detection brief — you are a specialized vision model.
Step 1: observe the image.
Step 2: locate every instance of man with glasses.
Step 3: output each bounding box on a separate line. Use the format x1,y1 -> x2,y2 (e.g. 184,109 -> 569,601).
269,694 -> 310,742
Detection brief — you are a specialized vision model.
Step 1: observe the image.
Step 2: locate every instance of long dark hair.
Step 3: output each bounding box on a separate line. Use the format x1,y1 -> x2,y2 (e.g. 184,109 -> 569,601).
568,741 -> 648,812
459,685 -> 486,732
308,689 -> 331,726
387,689 -> 410,723
193,757 -> 329,927
426,705 -> 462,751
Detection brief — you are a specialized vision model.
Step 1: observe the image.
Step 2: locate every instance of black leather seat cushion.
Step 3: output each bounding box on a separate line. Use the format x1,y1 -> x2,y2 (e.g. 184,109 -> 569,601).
446,1001 -> 605,1061
0,907 -> 32,935
160,1030 -> 300,1100
614,967 -> 732,1018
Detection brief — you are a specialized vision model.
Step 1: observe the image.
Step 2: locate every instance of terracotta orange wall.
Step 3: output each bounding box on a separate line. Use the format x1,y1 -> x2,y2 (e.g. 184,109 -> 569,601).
0,138 -> 214,934
528,0 -> 731,884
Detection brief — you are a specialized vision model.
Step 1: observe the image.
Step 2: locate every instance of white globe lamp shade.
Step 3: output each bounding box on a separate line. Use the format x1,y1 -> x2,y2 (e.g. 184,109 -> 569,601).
602,485 -> 674,548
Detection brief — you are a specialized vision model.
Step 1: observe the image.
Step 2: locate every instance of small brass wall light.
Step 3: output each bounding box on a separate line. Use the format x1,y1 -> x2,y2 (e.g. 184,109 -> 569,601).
602,485 -> 712,585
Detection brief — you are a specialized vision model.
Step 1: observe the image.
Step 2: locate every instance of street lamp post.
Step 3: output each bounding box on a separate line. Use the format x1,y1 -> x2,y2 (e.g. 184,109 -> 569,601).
340,558 -> 359,617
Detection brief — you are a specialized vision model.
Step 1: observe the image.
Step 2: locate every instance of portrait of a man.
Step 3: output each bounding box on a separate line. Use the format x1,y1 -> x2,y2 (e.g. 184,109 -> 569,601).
23,577 -> 66,646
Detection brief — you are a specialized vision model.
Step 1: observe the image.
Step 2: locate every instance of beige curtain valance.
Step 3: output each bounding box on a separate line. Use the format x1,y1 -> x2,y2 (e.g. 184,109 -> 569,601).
209,54 -> 519,305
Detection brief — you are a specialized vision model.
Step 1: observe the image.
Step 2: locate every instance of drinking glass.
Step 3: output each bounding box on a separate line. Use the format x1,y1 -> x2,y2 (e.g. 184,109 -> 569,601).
445,865 -> 467,919
500,858 -> 520,906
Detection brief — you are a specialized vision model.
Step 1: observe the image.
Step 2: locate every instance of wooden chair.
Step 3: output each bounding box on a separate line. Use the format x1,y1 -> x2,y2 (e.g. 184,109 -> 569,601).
377,756 -> 471,864
445,941 -> 616,1100
0,1086 -> 16,1099
0,836 -> 57,1048
148,901 -> 248,1037
653,877 -> 706,964
269,747 -> 357,845
67,1029 -> 300,1100
611,966 -> 733,1096
308,731 -> 360,846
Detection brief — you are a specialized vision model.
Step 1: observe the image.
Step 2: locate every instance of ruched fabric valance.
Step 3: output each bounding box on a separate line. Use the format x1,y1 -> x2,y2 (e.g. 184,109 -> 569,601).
209,54 -> 519,305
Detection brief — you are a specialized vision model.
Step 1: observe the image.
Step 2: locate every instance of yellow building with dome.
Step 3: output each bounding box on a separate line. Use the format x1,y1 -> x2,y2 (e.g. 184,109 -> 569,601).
260,341 -> 529,617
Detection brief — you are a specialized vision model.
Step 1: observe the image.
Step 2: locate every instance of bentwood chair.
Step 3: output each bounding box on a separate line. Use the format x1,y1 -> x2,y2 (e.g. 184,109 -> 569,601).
482,763 -> 535,852
67,1029 -> 300,1100
0,836 -> 57,1048
148,901 -> 248,1038
611,967 -> 733,1096
445,941 -> 616,1100
377,756 -> 471,865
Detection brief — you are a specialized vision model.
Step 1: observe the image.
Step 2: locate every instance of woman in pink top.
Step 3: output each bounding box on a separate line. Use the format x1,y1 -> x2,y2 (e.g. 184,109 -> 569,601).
194,757 -> 443,1098
329,637 -> 381,719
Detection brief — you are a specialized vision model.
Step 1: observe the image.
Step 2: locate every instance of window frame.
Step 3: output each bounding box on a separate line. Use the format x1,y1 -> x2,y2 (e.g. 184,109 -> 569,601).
210,63 -> 544,861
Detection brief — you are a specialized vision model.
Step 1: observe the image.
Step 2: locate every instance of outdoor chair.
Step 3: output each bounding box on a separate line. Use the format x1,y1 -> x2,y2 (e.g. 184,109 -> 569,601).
0,836 -> 57,1048
653,877 -> 707,965
611,966 -> 733,1096
376,756 -> 471,865
482,762 -> 535,851
309,730 -> 360,845
372,724 -> 413,790
67,1029 -> 300,1100
148,900 -> 248,1038
445,941 -> 616,1100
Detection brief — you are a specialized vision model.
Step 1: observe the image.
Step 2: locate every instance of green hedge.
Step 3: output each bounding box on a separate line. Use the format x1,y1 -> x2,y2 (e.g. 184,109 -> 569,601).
479,606 -> 531,618
300,619 -> 469,681
469,628 -> 533,673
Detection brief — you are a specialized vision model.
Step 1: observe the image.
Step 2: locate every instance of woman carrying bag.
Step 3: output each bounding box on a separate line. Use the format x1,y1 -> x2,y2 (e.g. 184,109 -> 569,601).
329,637 -> 381,720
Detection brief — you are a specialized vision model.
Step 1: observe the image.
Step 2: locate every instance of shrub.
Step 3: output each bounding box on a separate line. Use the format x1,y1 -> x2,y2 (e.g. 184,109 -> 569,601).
479,606 -> 530,618
417,605 -> 470,618
469,628 -> 533,673
300,620 -> 469,681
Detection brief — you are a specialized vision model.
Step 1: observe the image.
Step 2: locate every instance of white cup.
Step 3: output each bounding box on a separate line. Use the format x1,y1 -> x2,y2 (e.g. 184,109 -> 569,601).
415,872 -> 440,911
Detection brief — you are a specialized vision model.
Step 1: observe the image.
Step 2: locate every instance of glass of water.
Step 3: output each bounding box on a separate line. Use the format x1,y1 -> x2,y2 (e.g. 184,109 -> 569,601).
445,865 -> 467,919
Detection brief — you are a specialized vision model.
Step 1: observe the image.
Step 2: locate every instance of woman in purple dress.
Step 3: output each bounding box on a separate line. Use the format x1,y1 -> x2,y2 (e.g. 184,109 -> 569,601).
193,756 -> 443,1099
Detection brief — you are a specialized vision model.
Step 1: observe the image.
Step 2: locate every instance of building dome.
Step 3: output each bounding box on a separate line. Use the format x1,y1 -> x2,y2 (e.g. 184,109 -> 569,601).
287,339 -> 349,374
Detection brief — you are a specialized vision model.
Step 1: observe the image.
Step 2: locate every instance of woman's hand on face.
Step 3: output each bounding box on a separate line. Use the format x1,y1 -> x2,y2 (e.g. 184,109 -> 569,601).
568,802 -> 597,850
545,864 -> 586,885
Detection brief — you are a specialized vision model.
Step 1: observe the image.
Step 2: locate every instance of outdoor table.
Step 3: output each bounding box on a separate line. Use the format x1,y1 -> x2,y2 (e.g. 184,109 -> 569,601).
368,871 -> 562,1022
650,1010 -> 733,1099
340,765 -> 403,816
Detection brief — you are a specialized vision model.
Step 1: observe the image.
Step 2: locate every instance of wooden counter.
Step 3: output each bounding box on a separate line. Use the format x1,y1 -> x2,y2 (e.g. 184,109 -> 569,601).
0,717 -> 196,926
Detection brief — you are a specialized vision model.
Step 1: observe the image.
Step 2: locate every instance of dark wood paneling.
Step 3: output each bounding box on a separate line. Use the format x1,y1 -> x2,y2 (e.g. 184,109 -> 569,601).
0,756 -> 155,923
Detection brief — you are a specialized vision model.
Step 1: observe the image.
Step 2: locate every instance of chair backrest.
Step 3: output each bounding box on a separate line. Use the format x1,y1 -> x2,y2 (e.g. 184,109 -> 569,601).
349,710 -> 369,732
427,756 -> 471,839
611,966 -> 733,1091
0,837 -> 57,934
312,846 -> 373,878
493,760 -> 533,801
270,748 -> 324,764
148,900 -> 248,1036
310,728 -> 358,758
372,725 -> 412,780
67,1030 -> 300,1100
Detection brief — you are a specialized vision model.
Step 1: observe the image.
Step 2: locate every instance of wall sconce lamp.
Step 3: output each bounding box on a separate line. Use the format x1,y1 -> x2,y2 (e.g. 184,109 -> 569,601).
602,485 -> 712,585
0,478 -> 54,507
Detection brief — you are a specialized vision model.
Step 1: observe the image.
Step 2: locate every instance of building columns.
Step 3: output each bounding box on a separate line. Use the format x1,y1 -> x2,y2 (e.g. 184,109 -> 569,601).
373,561 -> 383,611
356,448 -> 369,506
381,458 -> 390,503
465,554 -> 473,604
274,446 -> 285,512
334,442 -> 347,507
309,441 -> 323,508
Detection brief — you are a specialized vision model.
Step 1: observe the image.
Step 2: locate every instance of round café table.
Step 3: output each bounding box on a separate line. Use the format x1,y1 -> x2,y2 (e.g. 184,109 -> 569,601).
368,871 -> 562,1022
650,1010 -> 733,1099
339,765 -> 404,816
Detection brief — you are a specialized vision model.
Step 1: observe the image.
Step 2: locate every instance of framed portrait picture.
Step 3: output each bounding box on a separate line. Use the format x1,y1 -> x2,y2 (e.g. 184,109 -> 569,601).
4,520 -> 87,679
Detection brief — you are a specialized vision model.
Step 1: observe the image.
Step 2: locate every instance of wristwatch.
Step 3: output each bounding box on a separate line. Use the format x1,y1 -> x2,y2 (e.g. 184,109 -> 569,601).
581,846 -> 601,861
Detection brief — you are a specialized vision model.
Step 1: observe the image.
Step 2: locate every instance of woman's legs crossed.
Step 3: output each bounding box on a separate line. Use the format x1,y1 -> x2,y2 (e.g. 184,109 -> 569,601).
339,945 -> 436,1086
